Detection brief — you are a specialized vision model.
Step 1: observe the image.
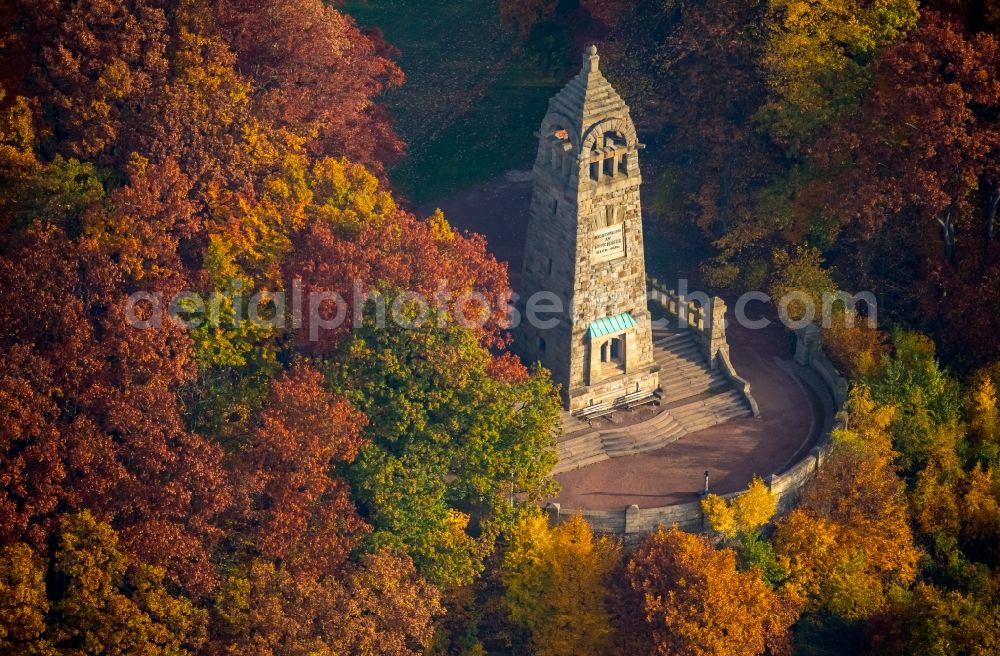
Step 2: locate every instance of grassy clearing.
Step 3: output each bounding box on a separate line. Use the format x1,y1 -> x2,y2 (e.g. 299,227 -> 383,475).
343,0 -> 569,203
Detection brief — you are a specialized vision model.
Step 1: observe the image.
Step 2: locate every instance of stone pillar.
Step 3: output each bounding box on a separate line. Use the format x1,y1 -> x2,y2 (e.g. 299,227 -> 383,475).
624,504 -> 640,534
794,323 -> 821,366
587,340 -> 600,385
677,293 -> 690,329
624,330 -> 638,373
546,502 -> 562,527
810,446 -> 823,469
706,296 -> 729,369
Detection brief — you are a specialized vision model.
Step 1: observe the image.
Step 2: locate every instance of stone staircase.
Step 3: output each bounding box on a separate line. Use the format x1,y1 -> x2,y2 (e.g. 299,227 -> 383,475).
553,328 -> 752,474
653,328 -> 732,403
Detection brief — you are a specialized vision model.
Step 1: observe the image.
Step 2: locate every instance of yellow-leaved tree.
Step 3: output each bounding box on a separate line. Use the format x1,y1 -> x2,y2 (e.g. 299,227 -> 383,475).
768,246 -> 837,323
759,0 -> 919,148
502,513 -> 620,656
702,476 -> 778,539
0,512 -> 207,655
702,477 -> 786,587
969,371 -> 1000,466
774,387 -> 920,619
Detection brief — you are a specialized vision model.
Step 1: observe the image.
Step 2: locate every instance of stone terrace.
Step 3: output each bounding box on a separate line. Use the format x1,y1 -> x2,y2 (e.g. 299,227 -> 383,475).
554,328 -> 753,473
551,312 -> 829,510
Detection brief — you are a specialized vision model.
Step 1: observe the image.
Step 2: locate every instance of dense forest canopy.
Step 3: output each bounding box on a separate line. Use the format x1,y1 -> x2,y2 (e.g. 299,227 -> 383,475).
0,0 -> 998,654
495,0 -> 1000,371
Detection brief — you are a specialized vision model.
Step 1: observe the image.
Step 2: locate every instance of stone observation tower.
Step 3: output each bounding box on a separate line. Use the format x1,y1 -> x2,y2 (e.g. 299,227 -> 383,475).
517,45 -> 659,412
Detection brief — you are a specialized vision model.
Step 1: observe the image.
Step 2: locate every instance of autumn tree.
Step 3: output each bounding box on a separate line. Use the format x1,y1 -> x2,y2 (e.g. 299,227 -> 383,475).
968,368 -> 1000,467
0,542 -> 51,654
232,366 -> 369,578
286,203 -> 512,358
7,0 -> 403,177
617,526 -> 798,656
0,80 -> 103,236
869,583 -> 1000,656
0,86 -> 40,230
0,162 -> 231,596
0,511 -> 207,655
10,0 -> 170,166
124,15 -> 273,202
821,307 -> 888,379
909,430 -> 965,553
758,0 -> 918,149
811,12 -> 1000,363
821,11 -> 1000,263
774,387 -> 920,619
502,514 -> 620,656
702,477 -> 785,585
609,0 -> 776,253
767,245 -> 838,323
866,331 -> 962,474
899,358 -> 1000,571
328,313 -> 560,585
959,464 -> 1000,566
210,550 -> 441,656
717,0 -> 916,310
911,454 -> 1000,575
702,476 -> 778,541
215,0 -> 405,173
211,368 -> 444,655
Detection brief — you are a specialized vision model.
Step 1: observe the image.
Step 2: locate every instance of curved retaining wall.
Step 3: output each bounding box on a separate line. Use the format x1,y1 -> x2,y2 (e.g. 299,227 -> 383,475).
548,323 -> 848,534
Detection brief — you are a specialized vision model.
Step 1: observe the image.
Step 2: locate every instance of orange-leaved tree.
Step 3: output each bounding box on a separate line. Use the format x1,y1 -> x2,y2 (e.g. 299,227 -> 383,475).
617,526 -> 798,656
774,387 -> 920,619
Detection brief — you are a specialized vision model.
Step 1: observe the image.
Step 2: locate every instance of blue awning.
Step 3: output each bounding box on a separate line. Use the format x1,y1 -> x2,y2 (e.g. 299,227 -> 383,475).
588,312 -> 637,339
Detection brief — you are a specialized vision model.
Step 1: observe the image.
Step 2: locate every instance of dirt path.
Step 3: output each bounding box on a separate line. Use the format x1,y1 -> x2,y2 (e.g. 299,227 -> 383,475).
420,170 -> 828,510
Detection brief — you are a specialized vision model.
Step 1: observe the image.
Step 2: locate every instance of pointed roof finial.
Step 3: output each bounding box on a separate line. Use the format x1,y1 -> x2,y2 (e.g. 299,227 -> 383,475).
583,44 -> 599,74
549,45 -> 626,130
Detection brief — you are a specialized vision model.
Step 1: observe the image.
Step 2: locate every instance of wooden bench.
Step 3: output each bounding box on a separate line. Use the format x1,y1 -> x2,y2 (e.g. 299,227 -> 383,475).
574,401 -> 615,426
615,390 -> 658,409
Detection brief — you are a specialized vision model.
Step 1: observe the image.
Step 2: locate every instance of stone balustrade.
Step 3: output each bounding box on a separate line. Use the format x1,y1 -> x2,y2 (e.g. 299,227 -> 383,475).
646,277 -> 755,414
647,277 -> 729,369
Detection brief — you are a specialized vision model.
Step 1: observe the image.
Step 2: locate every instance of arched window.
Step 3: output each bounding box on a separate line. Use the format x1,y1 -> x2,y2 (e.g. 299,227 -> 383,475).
603,132 -> 626,149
